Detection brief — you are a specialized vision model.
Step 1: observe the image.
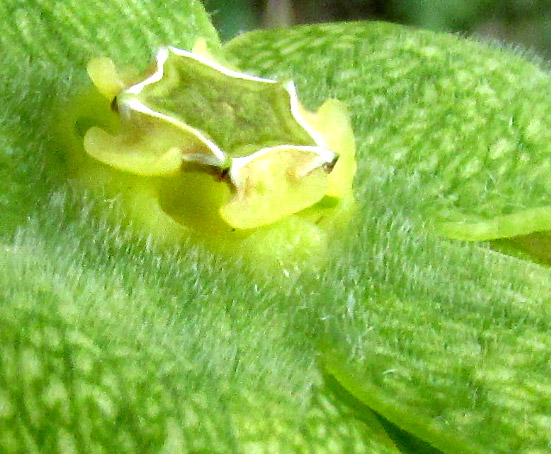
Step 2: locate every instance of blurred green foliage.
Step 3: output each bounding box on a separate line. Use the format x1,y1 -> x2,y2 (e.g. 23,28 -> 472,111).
204,0 -> 551,59
203,0 -> 261,40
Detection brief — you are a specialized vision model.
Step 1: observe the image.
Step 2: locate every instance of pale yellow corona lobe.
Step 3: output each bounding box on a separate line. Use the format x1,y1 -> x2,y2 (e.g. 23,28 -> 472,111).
73,38 -> 356,269
87,57 -> 125,100
298,100 -> 356,198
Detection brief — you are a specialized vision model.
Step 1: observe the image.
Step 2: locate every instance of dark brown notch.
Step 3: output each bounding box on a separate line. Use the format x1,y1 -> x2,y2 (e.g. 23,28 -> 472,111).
322,154 -> 339,173
110,97 -> 119,113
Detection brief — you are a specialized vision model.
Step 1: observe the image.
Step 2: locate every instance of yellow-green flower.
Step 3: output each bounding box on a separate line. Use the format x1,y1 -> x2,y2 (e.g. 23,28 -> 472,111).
65,38 -> 356,269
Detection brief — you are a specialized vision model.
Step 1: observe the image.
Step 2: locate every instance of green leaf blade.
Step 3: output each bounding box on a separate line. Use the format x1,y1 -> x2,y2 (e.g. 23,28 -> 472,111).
226,22 -> 551,242
0,0 -> 221,69
227,21 -> 551,453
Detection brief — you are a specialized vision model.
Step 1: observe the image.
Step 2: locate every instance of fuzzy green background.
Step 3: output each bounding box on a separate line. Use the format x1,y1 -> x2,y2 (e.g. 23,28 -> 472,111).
1,1 -> 551,453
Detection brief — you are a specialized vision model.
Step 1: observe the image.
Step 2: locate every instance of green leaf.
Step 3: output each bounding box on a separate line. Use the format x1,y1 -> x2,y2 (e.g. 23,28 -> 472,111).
0,0 -> 220,69
227,22 -> 551,453
324,370 -> 444,454
227,23 -> 551,245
